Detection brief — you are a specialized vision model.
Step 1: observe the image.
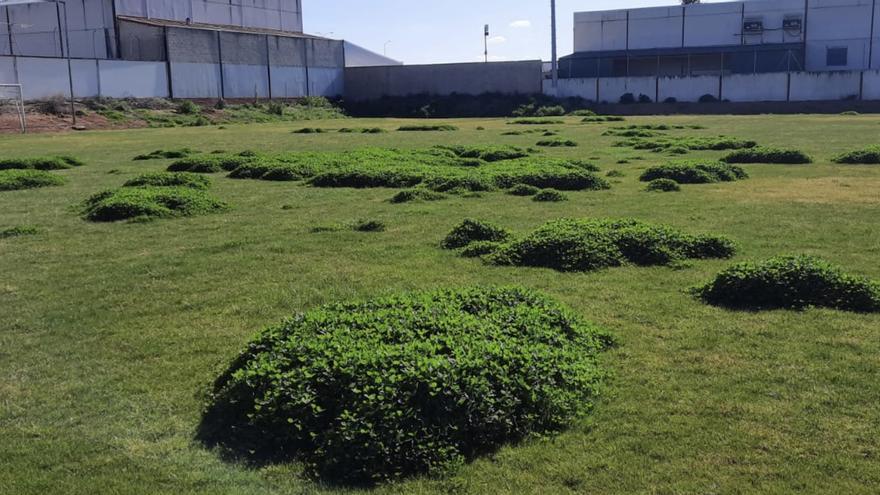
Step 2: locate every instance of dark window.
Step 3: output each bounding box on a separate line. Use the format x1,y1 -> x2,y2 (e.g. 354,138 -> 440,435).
826,47 -> 848,67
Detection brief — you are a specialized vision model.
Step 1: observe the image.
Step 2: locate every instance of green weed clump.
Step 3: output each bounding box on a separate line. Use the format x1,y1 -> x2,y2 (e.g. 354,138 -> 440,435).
616,136 -> 756,153
459,241 -> 503,258
831,146 -> 880,164
168,155 -> 254,173
338,127 -> 386,134
532,189 -> 569,202
438,145 -> 531,162
198,286 -> 612,483
581,116 -> 625,123
311,219 -> 387,233
508,118 -> 565,125
721,147 -> 812,164
639,161 -> 748,184
397,124 -> 458,131
474,218 -> 735,272
694,255 -> 880,312
82,187 -> 227,222
293,127 -> 328,134
133,148 -> 198,160
123,172 -> 211,190
507,184 -> 540,196
0,170 -> 66,191
0,225 -> 40,239
536,139 -> 578,148
644,178 -> 681,192
389,189 -> 448,203
441,219 -> 512,249
606,170 -> 625,178
0,155 -> 83,171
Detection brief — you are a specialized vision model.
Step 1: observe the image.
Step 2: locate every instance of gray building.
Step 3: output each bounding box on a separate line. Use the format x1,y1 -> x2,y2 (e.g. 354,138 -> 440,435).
0,0 -> 391,99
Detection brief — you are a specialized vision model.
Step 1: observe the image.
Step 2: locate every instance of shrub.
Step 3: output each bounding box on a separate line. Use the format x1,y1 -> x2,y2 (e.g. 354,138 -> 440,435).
721,147 -> 812,164
664,97 -> 678,104
177,100 -> 201,115
310,168 -> 425,189
397,124 -> 458,131
198,286 -> 612,483
534,105 -> 566,117
0,170 -> 66,191
507,184 -> 540,196
831,146 -> 880,164
339,127 -> 386,134
215,99 -> 227,110
644,178 -> 681,192
82,186 -> 228,222
638,94 -> 652,103
123,172 -> 211,190
619,93 -> 636,104
267,101 -> 286,116
639,161 -> 748,184
532,189 -> 569,202
536,139 -> 578,148
168,155 -> 254,173
133,148 -> 198,161
698,94 -> 718,103
486,218 -> 736,272
441,219 -> 512,249
351,219 -> 386,232
0,155 -> 83,171
389,189 -> 448,203
568,109 -> 597,116
840,110 -> 859,116
459,241 -> 502,258
0,225 -> 40,239
581,116 -> 626,123
606,170 -> 625,178
616,136 -> 757,153
694,255 -> 880,312
293,127 -> 327,134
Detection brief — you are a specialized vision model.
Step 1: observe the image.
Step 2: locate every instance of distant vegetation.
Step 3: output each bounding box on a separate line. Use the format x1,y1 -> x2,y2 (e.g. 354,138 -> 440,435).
0,170 -> 66,191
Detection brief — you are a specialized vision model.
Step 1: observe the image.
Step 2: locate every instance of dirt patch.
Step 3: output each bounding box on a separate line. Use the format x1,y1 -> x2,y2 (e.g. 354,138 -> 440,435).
0,110 -> 145,134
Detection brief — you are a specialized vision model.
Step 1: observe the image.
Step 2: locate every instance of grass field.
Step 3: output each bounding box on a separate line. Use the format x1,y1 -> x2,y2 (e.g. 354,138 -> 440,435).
1,114 -> 879,494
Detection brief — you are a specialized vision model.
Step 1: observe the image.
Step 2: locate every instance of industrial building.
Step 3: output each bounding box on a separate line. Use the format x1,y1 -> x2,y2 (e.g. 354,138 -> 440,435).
560,0 -> 880,78
0,0 -> 392,100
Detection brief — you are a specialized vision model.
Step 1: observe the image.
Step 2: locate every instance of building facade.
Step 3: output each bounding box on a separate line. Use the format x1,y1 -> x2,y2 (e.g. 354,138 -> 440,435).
562,0 -> 880,78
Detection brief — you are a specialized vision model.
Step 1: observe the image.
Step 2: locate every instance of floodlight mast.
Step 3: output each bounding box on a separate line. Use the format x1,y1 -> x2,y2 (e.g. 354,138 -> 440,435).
484,24 -> 489,63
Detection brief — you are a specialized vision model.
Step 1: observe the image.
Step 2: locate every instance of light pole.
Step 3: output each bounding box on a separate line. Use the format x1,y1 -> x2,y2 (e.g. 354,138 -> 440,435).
551,0 -> 558,92
383,40 -> 392,56
484,24 -> 489,62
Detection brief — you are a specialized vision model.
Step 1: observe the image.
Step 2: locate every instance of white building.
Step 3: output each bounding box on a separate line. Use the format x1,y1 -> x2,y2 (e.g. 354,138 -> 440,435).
562,0 -> 880,77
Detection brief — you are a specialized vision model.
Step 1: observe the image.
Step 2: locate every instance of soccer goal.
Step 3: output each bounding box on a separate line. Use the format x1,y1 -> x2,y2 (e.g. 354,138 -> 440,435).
0,84 -> 26,133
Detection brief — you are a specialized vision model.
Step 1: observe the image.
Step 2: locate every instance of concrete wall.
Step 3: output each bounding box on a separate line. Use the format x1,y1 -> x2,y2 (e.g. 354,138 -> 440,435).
1,0 -> 116,59
343,41 -> 401,68
598,76 -> 656,103
546,70 -> 880,103
659,75 -> 719,102
98,59 -> 168,98
344,60 -> 542,101
722,72 -> 789,101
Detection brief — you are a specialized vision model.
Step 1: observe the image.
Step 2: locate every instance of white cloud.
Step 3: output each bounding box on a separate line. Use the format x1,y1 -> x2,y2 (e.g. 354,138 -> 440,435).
487,35 -> 507,45
510,20 -> 532,28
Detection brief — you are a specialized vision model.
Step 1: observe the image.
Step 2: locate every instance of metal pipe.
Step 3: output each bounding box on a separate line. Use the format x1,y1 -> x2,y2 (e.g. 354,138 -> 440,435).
57,0 -> 76,127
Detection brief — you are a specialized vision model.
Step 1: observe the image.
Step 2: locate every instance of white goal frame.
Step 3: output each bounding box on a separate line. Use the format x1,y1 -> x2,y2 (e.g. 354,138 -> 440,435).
0,84 -> 26,133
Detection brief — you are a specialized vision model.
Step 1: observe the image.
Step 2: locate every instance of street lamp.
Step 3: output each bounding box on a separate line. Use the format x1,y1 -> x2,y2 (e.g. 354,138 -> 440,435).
383,40 -> 392,56
551,0 -> 558,91
484,24 -> 489,63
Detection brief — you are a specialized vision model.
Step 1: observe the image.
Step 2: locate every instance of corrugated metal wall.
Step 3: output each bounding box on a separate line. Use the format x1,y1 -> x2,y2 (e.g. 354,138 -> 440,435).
114,0 -> 303,33
0,0 -> 116,58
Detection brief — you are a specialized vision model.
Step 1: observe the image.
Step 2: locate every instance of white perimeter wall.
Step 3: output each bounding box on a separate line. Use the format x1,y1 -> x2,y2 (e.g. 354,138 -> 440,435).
545,70 -> 880,103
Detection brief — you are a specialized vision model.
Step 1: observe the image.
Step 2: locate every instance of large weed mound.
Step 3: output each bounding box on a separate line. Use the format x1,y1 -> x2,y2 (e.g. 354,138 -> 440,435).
471,218 -> 736,272
0,155 -> 83,171
695,255 -> 880,312
83,186 -> 227,222
721,147 -> 812,164
0,170 -> 66,191
640,161 -> 748,184
831,146 -> 880,164
441,219 -> 512,249
198,286 -> 612,484
168,154 -> 253,173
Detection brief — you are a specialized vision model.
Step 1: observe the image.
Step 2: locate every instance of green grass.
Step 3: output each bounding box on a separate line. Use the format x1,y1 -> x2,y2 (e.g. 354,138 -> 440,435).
1,115 -> 879,494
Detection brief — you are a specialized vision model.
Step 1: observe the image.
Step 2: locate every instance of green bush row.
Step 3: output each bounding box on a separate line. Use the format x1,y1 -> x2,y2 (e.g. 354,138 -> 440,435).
644,178 -> 681,192
82,186 -> 228,222
831,146 -> 880,164
133,148 -> 199,161
198,286 -> 613,483
123,172 -> 211,190
721,147 -> 812,164
0,155 -> 83,171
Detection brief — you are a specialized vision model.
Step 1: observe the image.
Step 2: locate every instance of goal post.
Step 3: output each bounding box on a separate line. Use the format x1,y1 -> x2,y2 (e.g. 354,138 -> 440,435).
0,84 -> 26,133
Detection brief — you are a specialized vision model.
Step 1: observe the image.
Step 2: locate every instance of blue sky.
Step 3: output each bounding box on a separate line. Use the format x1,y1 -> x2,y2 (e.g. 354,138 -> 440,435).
303,1 -> 721,64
